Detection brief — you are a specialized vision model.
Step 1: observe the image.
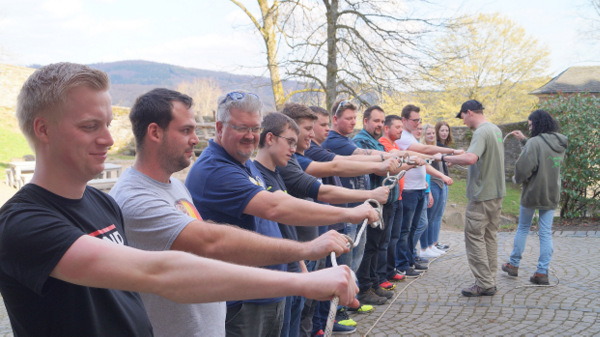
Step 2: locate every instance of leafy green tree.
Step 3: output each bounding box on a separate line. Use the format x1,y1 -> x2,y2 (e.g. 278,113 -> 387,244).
418,13 -> 550,125
539,94 -> 600,218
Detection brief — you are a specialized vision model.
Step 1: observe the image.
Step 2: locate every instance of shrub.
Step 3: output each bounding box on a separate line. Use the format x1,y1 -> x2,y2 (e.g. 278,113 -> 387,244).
538,94 -> 600,218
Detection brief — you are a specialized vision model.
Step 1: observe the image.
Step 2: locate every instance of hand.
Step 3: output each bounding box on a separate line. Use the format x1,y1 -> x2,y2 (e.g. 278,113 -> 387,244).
302,265 -> 359,307
453,149 -> 465,155
442,175 -> 453,186
428,193 -> 434,208
378,158 -> 400,175
511,130 -> 526,141
370,186 -> 390,204
432,153 -> 443,161
348,202 -> 379,224
306,230 -> 350,259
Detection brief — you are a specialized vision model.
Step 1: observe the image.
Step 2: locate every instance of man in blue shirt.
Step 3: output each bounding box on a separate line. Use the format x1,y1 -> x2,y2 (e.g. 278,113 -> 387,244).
185,91 -> 378,336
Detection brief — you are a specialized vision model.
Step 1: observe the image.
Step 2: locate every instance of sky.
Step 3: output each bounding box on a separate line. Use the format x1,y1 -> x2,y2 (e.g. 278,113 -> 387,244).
1,0 -> 599,79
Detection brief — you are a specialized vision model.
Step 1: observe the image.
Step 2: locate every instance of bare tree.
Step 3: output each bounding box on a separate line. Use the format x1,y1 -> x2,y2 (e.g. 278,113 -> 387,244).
176,78 -> 223,120
280,0 -> 443,111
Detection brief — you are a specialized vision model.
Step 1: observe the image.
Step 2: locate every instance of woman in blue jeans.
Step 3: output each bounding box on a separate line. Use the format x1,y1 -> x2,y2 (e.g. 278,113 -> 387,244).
502,110 -> 568,285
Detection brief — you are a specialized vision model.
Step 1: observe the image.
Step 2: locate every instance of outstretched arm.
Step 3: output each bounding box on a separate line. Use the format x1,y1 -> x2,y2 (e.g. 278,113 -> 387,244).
51,235 -> 359,306
172,222 -> 350,266
317,185 -> 390,204
305,158 -> 400,178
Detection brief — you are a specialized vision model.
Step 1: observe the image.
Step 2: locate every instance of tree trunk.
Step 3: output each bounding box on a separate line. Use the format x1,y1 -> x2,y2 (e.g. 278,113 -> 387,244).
324,0 -> 338,114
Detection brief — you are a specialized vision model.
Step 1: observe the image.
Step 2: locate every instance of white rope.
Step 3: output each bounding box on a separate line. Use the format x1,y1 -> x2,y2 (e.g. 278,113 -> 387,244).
324,199 -> 383,337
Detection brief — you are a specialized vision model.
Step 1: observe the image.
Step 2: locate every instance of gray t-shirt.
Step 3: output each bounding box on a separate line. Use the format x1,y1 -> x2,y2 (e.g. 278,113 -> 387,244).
110,167 -> 226,337
466,122 -> 507,202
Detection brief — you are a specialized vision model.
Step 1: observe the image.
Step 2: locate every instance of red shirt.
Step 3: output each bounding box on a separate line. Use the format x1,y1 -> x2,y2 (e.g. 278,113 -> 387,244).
379,137 -> 404,200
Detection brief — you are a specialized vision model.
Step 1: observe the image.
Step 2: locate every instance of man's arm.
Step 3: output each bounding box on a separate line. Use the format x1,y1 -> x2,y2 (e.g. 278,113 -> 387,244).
316,185 -> 389,204
432,152 -> 479,166
171,222 -> 349,266
244,190 -> 379,226
407,142 -> 464,156
305,158 -> 402,178
51,235 -> 359,306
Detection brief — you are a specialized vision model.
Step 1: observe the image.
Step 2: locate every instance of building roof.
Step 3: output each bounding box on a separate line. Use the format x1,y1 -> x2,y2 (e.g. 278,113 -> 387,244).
531,66 -> 600,95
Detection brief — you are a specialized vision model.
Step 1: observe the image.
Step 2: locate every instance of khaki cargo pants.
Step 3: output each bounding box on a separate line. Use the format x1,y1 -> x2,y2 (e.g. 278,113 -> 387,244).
464,198 -> 504,290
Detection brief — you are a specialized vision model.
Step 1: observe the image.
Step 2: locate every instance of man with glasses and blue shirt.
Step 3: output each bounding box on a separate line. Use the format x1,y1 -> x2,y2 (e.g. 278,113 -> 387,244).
185,91 -> 379,336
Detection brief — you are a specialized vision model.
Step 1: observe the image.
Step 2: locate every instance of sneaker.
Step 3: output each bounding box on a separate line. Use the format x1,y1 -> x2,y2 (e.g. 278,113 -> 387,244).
313,329 -> 325,336
335,308 -> 357,326
373,286 -> 393,299
501,263 -> 519,277
333,322 -> 357,334
379,280 -> 396,290
357,288 -> 387,305
347,304 -> 374,314
388,273 -> 406,282
430,246 -> 446,255
435,242 -> 450,250
415,256 -> 429,264
398,267 -> 421,278
413,262 -> 428,270
420,248 -> 440,258
461,284 -> 497,297
530,272 -> 549,285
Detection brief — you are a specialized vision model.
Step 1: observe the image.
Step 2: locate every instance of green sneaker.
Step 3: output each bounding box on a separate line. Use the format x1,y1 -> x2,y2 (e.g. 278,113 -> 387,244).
335,308 -> 357,327
347,304 -> 374,314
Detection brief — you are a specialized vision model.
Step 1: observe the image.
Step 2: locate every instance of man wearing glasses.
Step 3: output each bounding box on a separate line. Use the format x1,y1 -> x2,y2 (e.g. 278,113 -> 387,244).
185,91 -> 379,336
395,105 -> 454,278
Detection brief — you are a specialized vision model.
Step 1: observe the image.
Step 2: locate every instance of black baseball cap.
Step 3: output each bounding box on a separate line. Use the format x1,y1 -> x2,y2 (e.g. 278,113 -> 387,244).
456,99 -> 484,118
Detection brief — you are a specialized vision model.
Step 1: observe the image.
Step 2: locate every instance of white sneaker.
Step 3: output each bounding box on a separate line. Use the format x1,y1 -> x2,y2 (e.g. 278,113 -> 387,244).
431,246 -> 446,255
420,248 -> 440,258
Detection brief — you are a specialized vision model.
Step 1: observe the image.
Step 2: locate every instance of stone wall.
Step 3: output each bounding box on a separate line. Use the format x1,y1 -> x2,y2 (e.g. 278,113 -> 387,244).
448,121 -> 529,180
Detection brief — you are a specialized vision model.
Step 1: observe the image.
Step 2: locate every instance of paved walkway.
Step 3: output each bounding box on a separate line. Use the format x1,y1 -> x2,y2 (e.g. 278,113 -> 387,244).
0,231 -> 598,336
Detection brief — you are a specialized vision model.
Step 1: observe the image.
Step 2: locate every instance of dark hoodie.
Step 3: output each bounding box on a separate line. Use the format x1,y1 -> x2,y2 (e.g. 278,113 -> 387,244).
514,132 -> 568,209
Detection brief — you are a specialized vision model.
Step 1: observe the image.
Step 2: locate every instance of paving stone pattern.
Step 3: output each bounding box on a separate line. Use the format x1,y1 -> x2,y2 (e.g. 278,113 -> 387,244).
0,231 -> 598,336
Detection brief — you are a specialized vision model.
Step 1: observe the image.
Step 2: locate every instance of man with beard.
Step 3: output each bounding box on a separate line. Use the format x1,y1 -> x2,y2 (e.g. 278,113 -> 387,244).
185,91 -> 379,336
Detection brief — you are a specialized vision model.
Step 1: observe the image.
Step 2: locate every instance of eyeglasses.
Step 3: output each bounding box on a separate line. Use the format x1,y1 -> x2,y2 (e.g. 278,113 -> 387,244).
274,134 -> 297,149
408,118 -> 422,124
226,123 -> 262,134
220,91 -> 260,104
334,100 -> 349,116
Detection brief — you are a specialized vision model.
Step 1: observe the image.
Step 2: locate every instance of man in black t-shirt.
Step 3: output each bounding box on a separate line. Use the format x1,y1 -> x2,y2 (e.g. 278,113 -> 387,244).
0,63 -> 360,336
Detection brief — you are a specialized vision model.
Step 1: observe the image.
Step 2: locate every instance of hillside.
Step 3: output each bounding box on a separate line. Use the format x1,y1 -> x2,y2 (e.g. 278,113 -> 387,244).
89,60 -> 307,109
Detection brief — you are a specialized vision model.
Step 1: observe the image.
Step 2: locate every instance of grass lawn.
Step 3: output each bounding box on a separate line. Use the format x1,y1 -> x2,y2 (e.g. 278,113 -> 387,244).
447,178 -> 522,230
0,111 -> 33,180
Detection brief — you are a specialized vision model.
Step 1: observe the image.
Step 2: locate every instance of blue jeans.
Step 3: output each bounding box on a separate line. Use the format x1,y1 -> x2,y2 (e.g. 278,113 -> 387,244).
345,223 -> 366,273
415,194 -> 429,250
396,189 -> 425,270
281,295 -> 305,337
509,206 -> 555,274
377,200 -> 402,281
356,224 -> 388,291
425,184 -> 448,247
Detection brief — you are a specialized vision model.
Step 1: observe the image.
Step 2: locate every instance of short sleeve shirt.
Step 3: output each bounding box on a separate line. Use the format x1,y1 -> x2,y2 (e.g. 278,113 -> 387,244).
277,154 -> 321,200
185,140 -> 285,306
466,122 -> 506,201
396,131 -> 426,190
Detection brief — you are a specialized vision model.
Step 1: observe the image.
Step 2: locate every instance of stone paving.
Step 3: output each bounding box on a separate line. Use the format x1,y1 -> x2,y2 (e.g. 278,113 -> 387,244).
0,230 -> 598,336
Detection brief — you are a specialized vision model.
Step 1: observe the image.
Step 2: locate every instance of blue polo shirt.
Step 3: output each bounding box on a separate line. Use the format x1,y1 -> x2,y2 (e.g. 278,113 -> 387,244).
185,139 -> 285,306
321,130 -> 369,207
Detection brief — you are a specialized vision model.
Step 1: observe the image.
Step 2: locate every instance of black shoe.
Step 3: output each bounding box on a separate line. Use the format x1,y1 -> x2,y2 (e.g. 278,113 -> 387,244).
461,284 -> 497,297
415,256 -> 429,264
435,242 -> 450,250
373,286 -> 393,299
357,288 -> 387,305
398,267 -> 421,278
413,262 -> 428,270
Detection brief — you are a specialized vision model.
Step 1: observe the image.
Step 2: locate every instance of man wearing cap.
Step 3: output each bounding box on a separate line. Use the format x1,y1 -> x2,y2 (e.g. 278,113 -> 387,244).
433,99 -> 506,297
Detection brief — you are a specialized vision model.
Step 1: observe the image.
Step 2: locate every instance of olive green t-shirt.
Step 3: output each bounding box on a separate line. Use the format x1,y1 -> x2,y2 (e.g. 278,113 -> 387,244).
466,122 -> 506,202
